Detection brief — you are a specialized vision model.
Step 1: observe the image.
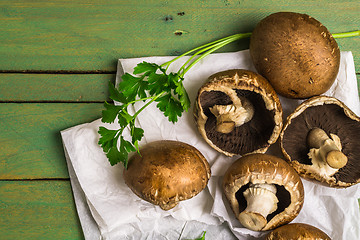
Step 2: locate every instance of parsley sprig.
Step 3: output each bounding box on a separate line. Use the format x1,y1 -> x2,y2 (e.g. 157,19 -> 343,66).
98,30 -> 359,167
98,33 -> 252,168
98,62 -> 190,168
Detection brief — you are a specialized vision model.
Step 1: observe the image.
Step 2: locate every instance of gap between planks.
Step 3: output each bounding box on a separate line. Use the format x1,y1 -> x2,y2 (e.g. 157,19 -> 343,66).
0,70 -> 116,74
1,178 -> 70,181
0,100 -> 105,103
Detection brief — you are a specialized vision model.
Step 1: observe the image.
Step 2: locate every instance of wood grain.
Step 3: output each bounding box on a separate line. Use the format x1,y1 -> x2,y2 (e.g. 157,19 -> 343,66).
0,1 -> 359,238
0,180 -> 84,240
0,103 -> 103,179
0,0 -> 359,72
0,73 -> 114,102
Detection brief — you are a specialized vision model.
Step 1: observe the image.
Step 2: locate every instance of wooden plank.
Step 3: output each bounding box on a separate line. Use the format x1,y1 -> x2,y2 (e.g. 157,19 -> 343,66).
0,73 -> 113,102
358,74 -> 360,96
0,180 -> 83,240
0,103 -> 103,179
0,0 -> 359,71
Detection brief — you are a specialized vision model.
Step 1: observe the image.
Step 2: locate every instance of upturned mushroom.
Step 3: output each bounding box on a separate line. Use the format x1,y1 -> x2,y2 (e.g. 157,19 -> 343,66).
194,69 -> 283,156
264,223 -> 331,240
123,140 -> 211,210
280,96 -> 360,187
223,153 -> 304,231
250,12 -> 340,99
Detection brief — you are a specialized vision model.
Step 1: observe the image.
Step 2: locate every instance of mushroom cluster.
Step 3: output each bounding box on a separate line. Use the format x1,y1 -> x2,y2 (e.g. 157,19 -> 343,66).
123,140 -> 210,210
192,11 -> 357,237
118,11 -> 357,239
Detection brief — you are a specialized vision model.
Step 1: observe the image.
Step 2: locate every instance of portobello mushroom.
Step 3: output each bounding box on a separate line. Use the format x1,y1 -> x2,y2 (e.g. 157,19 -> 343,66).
223,153 -> 304,231
280,96 -> 360,187
250,12 -> 340,99
194,69 -> 283,156
123,140 -> 211,210
264,223 -> 331,240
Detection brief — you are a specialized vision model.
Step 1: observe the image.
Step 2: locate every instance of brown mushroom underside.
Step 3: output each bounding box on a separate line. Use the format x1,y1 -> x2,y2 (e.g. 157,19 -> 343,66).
281,99 -> 360,186
194,69 -> 283,156
200,89 -> 276,155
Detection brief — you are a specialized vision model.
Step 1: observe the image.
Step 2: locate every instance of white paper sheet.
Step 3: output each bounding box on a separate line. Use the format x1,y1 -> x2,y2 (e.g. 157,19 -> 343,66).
61,50 -> 360,239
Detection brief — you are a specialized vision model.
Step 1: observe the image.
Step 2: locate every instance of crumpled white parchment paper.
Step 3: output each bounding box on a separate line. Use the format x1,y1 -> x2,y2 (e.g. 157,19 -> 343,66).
61,50 -> 360,240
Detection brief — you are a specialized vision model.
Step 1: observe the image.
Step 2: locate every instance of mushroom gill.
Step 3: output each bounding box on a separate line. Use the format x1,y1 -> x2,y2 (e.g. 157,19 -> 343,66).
281,96 -> 360,187
194,69 -> 283,157
200,89 -> 276,155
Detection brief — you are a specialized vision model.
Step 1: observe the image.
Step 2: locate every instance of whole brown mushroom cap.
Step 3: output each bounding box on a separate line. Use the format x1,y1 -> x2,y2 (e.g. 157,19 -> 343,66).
280,95 -> 360,187
123,140 -> 211,210
264,223 -> 331,240
223,153 -> 304,231
250,12 -> 340,99
194,69 -> 283,156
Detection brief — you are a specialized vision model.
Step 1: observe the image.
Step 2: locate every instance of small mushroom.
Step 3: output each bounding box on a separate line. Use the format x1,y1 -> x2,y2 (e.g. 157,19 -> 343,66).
194,69 -> 283,156
123,140 -> 211,210
280,96 -> 360,187
250,12 -> 340,99
223,153 -> 304,231
264,223 -> 331,240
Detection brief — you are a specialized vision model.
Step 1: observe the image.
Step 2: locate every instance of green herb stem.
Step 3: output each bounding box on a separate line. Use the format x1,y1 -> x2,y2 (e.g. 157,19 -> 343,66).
333,30 -> 360,39
176,32 -> 252,76
161,32 -> 252,71
132,91 -> 165,119
126,94 -> 161,106
182,35 -> 241,75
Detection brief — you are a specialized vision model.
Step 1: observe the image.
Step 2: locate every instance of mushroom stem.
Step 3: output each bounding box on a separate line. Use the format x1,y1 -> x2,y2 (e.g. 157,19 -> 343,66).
210,97 -> 254,134
238,183 -> 278,231
307,128 -> 347,169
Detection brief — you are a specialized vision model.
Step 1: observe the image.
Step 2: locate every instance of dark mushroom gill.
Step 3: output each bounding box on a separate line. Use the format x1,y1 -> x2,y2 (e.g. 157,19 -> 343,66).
199,89 -> 276,155
282,104 -> 360,183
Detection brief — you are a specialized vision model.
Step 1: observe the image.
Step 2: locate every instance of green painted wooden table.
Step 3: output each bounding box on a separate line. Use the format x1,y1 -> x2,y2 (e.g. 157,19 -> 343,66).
0,1 -> 359,239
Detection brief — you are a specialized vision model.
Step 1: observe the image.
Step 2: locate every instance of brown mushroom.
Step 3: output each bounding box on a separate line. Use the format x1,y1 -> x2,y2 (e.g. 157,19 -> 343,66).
123,140 -> 211,210
250,12 -> 340,99
223,153 -> 304,231
194,69 -> 283,156
264,223 -> 331,240
280,96 -> 360,187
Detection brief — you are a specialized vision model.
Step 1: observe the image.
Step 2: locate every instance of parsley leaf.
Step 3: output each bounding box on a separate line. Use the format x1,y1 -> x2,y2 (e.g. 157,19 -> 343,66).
108,81 -> 127,103
133,61 -> 159,75
98,64 -> 190,167
195,231 -> 206,240
119,73 -> 148,101
185,231 -> 206,240
101,101 -> 123,123
107,143 -> 128,166
147,72 -> 169,95
156,93 -> 183,123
